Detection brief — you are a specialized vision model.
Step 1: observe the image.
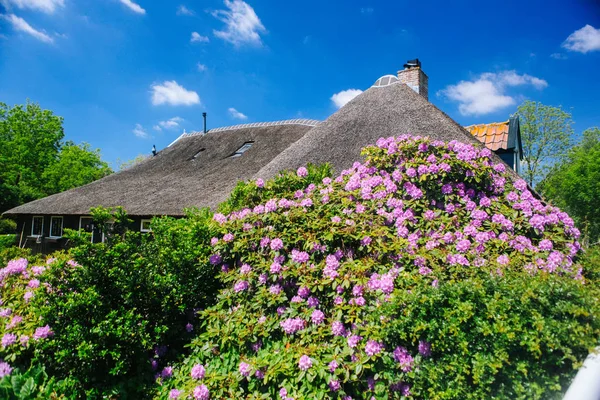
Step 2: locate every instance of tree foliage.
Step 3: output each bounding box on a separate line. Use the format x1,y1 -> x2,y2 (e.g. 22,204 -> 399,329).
0,101 -> 112,213
538,127 -> 600,244
0,102 -> 64,211
516,101 -> 574,186
41,142 -> 112,195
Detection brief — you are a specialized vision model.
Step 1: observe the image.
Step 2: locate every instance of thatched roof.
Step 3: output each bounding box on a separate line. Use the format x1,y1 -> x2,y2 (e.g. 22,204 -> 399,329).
256,83 -> 519,180
3,123 -> 313,216
4,82 -> 521,218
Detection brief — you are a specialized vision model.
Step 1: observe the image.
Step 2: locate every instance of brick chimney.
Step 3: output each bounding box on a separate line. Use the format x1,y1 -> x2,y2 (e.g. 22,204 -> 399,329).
397,59 -> 428,100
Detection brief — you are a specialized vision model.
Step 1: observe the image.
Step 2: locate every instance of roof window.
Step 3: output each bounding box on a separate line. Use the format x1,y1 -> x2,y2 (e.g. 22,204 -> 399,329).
230,141 -> 254,158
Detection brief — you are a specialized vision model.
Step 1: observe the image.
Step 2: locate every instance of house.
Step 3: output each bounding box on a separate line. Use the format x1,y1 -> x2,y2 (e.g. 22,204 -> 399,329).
2,60 -> 522,253
465,117 -> 523,174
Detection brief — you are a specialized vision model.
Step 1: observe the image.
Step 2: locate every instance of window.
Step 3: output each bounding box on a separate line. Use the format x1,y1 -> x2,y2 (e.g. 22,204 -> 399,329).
79,216 -> 94,243
31,216 -> 43,237
189,148 -> 205,160
79,216 -> 94,232
49,216 -> 63,238
101,221 -> 114,243
230,141 -> 254,158
140,219 -> 152,233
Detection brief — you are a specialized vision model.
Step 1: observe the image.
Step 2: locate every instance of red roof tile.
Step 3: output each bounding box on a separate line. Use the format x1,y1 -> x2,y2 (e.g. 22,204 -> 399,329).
464,121 -> 510,151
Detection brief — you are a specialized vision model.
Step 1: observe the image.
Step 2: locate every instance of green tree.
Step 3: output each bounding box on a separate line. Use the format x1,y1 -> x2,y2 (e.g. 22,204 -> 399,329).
42,142 -> 112,194
0,101 -> 112,213
0,101 -> 64,210
516,101 -> 574,185
538,127 -> 600,244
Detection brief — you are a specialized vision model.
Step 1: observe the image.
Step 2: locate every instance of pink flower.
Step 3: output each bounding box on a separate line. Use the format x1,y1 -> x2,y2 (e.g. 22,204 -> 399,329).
365,340 -> 383,356
169,389 -> 182,399
256,178 -> 264,188
239,362 -> 251,377
161,366 -> 173,378
311,310 -> 325,325
393,346 -> 414,372
291,250 -> 309,264
297,167 -> 308,177
328,360 -> 338,372
329,379 -> 341,391
298,355 -> 312,371
332,321 -> 346,336
233,281 -> 249,292
497,254 -> 510,266
223,233 -> 234,242
2,333 -> 16,348
270,238 -> 284,251
347,335 -> 362,348
191,364 -> 205,379
193,385 -> 210,400
33,325 -> 53,340
239,264 -> 252,274
418,340 -> 432,357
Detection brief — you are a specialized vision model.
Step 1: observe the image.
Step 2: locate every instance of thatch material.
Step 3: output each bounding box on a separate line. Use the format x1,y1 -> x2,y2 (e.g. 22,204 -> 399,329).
3,124 -> 312,216
4,82 -> 522,218
256,83 -> 521,181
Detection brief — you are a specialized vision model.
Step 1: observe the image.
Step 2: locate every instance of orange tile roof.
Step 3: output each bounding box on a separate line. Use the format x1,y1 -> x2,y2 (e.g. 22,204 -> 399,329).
464,121 -> 510,151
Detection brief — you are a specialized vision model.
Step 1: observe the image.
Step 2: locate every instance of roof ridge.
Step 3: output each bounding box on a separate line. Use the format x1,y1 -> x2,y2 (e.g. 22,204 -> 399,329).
464,120 -> 509,129
174,119 -> 321,143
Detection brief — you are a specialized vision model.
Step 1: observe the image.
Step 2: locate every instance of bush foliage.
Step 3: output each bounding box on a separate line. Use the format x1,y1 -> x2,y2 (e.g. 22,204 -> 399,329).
31,209 -> 219,398
1,135 -> 599,399
157,136 -> 599,400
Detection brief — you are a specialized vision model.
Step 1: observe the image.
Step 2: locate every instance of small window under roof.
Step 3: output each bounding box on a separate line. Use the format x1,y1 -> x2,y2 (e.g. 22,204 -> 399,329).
230,141 -> 254,158
190,148 -> 205,160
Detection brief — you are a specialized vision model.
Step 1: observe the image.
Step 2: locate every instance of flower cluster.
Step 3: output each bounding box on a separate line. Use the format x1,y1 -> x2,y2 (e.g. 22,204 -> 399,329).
158,135 -> 585,399
0,257 -> 60,378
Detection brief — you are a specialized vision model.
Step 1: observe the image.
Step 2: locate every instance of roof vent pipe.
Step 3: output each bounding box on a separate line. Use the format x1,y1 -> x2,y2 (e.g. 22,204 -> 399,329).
202,112 -> 207,134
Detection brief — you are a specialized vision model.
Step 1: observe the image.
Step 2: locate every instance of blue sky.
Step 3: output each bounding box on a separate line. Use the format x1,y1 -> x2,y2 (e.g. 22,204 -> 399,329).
1,0 -> 599,168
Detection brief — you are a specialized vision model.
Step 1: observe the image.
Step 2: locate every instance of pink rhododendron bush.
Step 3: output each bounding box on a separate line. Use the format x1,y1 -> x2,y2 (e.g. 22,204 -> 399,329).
158,136 -> 599,400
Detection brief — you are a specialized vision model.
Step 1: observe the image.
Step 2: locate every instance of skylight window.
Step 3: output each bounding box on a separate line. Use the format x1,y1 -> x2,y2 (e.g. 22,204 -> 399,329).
190,148 -> 205,160
231,141 -> 254,158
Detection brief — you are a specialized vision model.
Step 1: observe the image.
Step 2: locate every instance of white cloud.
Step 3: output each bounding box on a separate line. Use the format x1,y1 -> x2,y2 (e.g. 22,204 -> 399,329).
551,52 -> 568,60
3,14 -> 53,43
228,107 -> 248,120
562,24 -> 600,53
151,81 -> 200,106
133,123 -> 148,138
117,0 -> 146,14
197,63 -> 207,72
330,89 -> 363,109
360,7 -> 374,14
154,117 -> 184,131
191,32 -> 209,43
176,5 -> 194,16
441,80 -> 513,116
439,71 -> 548,116
1,0 -> 64,14
212,0 -> 266,47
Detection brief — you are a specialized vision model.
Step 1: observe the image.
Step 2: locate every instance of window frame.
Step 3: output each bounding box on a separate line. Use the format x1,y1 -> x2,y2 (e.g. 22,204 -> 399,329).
140,219 -> 152,233
79,216 -> 94,242
49,216 -> 64,238
230,141 -> 254,158
31,216 -> 44,237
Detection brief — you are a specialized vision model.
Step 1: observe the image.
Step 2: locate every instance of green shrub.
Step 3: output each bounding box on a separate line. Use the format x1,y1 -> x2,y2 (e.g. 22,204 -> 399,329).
0,218 -> 17,235
219,163 -> 332,214
0,235 -> 17,252
157,136 -> 599,399
31,208 -> 220,398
